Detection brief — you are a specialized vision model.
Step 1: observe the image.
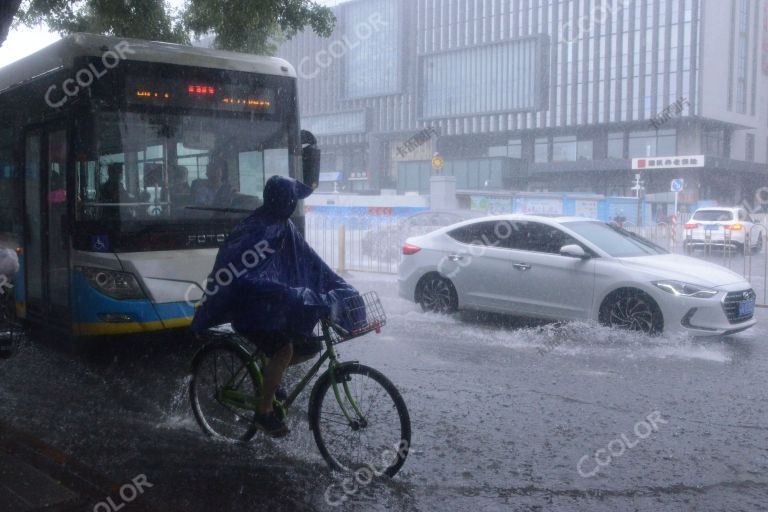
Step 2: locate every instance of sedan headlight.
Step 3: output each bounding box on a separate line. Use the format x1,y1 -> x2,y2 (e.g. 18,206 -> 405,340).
77,267 -> 145,300
653,280 -> 718,299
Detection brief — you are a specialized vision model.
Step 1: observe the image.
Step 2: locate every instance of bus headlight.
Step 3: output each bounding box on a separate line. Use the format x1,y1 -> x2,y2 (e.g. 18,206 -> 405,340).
77,267 -> 145,300
653,281 -> 718,299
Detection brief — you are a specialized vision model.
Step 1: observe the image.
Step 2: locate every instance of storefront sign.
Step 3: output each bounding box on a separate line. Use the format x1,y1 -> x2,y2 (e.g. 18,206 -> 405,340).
632,155 -> 705,170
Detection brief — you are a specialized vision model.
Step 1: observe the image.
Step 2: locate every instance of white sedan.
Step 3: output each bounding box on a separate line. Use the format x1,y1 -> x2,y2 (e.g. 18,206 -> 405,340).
398,215 -> 757,336
684,207 -> 763,254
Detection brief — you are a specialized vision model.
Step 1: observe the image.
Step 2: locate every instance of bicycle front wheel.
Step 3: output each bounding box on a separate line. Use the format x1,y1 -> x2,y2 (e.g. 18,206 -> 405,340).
190,340 -> 261,442
309,363 -> 411,477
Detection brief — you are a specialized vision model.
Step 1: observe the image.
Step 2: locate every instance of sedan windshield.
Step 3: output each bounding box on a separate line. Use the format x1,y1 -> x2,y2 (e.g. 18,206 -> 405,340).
563,221 -> 668,257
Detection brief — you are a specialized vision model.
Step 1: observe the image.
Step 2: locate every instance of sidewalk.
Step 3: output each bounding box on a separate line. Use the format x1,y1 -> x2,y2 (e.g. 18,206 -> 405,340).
0,422 -> 151,512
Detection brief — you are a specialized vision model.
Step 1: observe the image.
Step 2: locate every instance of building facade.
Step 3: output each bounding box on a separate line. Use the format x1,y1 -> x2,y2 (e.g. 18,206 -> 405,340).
277,0 -> 768,205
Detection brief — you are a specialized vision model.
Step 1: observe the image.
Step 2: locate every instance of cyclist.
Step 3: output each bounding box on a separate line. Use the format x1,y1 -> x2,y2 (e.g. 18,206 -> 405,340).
192,175 -> 359,437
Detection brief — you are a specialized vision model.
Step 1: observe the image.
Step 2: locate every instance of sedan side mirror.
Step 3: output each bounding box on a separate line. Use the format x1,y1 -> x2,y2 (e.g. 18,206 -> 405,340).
301,129 -> 321,190
560,244 -> 589,259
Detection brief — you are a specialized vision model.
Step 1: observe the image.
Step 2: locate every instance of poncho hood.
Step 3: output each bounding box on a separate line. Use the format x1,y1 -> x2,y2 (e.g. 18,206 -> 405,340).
191,175 -> 358,336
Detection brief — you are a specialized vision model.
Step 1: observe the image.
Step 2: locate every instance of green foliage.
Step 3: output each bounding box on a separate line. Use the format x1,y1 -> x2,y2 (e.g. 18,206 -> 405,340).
7,0 -> 335,54
185,0 -> 336,54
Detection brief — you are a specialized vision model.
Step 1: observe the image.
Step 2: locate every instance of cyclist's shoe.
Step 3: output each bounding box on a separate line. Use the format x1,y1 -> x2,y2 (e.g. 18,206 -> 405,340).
253,410 -> 290,438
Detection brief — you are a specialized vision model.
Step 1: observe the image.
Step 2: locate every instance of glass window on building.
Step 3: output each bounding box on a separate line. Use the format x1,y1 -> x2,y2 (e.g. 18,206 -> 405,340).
535,137 -> 549,163
343,0 -> 401,98
746,133 -> 755,162
608,132 -> 625,159
422,37 -> 547,118
657,130 -> 677,156
577,139 -> 593,160
507,140 -> 522,159
552,136 -> 577,162
629,132 -> 657,158
487,139 -> 522,158
702,129 -> 725,157
629,130 -> 677,158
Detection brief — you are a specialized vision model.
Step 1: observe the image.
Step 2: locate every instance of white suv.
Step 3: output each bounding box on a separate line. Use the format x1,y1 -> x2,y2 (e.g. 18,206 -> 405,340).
684,207 -> 763,254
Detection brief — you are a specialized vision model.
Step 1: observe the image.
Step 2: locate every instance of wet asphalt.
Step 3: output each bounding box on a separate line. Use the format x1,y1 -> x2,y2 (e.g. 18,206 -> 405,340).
0,271 -> 766,512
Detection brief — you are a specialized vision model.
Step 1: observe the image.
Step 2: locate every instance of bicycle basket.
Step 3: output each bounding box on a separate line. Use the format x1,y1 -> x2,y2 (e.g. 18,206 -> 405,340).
332,291 -> 387,343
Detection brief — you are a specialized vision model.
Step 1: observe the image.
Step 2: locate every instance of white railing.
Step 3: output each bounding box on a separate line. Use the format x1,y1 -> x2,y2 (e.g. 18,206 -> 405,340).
305,215 -> 402,274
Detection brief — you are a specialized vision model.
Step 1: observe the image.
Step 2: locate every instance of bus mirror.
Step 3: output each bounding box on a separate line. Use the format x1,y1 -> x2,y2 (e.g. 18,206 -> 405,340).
301,130 -> 321,190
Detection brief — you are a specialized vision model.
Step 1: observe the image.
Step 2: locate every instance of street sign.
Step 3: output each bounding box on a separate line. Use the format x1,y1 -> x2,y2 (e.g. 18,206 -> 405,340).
670,179 -> 684,192
632,155 -> 705,170
431,154 -> 444,172
670,178 -> 684,217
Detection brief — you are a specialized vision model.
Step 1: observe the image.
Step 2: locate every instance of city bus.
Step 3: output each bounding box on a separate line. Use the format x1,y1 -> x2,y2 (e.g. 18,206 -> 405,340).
0,33 -> 320,337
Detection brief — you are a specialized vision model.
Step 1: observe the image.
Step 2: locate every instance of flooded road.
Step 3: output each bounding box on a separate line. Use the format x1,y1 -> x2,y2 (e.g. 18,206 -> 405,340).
1,272 -> 767,511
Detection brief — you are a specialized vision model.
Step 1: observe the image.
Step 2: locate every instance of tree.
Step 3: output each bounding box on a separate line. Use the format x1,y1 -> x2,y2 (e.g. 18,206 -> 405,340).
0,0 -> 23,48
1,0 -> 335,54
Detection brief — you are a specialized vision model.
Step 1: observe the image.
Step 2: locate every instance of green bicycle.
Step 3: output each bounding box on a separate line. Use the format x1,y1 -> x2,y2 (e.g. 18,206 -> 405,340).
189,292 -> 412,477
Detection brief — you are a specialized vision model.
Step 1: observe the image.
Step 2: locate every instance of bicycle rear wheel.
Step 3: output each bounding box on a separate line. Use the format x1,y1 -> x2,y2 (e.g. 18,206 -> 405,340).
190,340 -> 261,442
309,363 -> 411,477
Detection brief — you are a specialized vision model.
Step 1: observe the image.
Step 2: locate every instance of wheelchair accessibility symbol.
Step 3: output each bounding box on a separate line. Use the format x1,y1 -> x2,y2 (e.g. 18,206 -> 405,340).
91,235 -> 109,252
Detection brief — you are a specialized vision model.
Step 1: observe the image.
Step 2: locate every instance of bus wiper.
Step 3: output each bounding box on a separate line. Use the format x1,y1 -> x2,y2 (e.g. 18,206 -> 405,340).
185,206 -> 254,214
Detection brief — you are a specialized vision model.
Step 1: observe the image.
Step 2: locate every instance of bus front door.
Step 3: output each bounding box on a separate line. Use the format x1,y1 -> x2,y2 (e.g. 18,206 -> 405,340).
23,126 -> 71,329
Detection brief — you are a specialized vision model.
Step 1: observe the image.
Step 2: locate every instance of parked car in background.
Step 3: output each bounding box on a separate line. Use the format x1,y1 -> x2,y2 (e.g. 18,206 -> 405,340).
399,215 -> 757,336
684,207 -> 763,254
361,210 -> 483,261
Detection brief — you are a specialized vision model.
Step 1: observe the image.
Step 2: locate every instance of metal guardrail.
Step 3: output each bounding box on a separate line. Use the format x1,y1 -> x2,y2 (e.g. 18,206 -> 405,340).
305,214 -> 402,274
744,225 -> 768,308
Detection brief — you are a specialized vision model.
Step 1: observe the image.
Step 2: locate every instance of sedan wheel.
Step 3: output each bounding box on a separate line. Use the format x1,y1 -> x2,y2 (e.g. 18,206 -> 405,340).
418,275 -> 457,313
603,291 -> 661,334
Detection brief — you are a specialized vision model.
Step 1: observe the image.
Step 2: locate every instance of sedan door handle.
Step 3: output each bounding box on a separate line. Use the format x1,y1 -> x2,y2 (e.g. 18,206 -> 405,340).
447,254 -> 465,262
513,263 -> 531,271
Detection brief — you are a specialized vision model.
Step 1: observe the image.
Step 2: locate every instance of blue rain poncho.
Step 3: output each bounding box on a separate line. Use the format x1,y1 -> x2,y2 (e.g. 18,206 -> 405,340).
191,176 -> 359,337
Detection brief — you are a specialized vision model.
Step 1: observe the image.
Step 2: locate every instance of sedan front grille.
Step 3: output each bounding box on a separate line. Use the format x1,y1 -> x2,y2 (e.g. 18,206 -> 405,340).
722,289 -> 756,324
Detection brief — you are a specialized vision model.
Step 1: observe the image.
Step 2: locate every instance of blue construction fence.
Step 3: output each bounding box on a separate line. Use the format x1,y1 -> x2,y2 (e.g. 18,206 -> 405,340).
469,193 -> 716,225
304,195 -> 717,227
304,205 -> 428,229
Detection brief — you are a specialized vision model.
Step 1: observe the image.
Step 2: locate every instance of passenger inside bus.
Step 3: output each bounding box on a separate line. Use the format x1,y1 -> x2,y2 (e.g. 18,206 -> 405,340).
191,159 -> 235,207
170,165 -> 191,195
99,163 -> 134,223
48,171 -> 66,204
169,165 -> 192,213
99,163 -> 131,204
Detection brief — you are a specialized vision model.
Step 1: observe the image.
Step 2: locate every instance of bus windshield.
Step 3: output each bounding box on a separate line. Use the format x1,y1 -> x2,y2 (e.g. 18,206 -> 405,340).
76,110 -> 292,227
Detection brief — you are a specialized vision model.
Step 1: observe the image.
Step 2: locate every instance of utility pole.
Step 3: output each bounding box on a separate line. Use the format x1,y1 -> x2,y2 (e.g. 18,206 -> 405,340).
631,173 -> 645,225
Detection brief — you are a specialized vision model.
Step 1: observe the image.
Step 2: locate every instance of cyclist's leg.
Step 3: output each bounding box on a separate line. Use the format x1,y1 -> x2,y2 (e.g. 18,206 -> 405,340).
289,335 -> 323,366
260,341 -> 293,414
